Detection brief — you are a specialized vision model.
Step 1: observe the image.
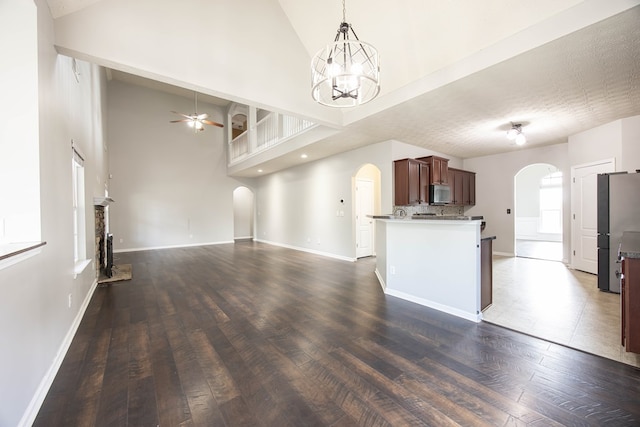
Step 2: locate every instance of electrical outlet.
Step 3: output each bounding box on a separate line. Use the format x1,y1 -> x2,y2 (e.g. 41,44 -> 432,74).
390,266 -> 396,275
119,238 -> 123,243
68,293 -> 72,308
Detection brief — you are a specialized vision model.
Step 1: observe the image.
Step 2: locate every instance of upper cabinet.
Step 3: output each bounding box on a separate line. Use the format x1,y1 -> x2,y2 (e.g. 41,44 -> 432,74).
394,156 -> 476,206
448,167 -> 476,206
417,156 -> 449,185
394,158 -> 430,205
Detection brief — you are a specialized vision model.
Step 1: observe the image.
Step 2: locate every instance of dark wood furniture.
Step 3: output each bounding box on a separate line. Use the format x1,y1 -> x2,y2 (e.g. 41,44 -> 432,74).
417,155 -> 449,185
621,231 -> 640,353
394,158 -> 429,205
481,236 -> 495,311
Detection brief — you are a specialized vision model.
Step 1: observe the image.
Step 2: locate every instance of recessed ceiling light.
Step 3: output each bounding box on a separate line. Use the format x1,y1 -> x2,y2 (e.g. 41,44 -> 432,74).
301,154 -> 308,159
257,169 -> 263,173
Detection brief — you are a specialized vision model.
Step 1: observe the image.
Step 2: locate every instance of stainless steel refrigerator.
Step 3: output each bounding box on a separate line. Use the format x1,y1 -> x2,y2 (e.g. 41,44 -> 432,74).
597,171 -> 640,293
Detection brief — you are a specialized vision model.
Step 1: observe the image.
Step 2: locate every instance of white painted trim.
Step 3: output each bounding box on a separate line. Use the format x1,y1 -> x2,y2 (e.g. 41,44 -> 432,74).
0,246 -> 42,271
385,288 -> 482,323
114,240 -> 234,253
493,251 -> 514,257
374,268 -> 386,291
18,278 -> 98,427
73,258 -> 92,278
255,238 -> 356,262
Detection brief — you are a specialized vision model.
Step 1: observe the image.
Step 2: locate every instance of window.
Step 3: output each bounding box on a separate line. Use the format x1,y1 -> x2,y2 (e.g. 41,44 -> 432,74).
72,144 -> 87,267
539,171 -> 562,234
0,0 -> 41,249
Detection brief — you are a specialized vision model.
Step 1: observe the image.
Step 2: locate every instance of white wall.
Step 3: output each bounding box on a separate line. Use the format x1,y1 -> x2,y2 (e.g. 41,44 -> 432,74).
52,0 -> 340,126
108,80 -> 254,251
621,115 -> 640,172
464,143 -> 570,257
568,120 -> 623,170
256,141 -> 394,259
0,2 -> 109,426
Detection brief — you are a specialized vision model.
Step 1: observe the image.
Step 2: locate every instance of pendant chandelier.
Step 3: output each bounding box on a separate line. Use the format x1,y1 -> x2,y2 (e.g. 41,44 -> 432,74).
311,0 -> 380,107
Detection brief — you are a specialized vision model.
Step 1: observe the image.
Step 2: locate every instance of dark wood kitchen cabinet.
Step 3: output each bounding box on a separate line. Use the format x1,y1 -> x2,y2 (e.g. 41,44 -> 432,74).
394,158 -> 430,205
417,155 -> 449,185
481,236 -> 495,311
621,255 -> 640,353
447,168 -> 476,206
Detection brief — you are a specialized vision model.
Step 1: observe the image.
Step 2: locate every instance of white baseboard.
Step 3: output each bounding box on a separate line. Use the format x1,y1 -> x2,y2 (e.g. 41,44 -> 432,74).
493,251 -> 514,257
114,240 -> 234,253
374,268 -> 386,291
18,278 -> 98,427
384,288 -> 482,323
255,239 -> 356,262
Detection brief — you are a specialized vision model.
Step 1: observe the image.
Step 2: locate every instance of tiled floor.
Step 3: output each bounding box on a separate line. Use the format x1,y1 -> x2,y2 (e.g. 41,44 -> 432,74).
516,239 -> 563,262
482,255 -> 640,367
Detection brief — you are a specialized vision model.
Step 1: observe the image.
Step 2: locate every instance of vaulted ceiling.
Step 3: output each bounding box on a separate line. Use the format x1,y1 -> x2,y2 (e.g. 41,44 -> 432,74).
46,0 -> 640,175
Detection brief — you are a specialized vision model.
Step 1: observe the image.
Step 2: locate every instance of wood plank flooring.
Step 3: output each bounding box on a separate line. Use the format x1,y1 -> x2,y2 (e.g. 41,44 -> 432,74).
34,242 -> 640,426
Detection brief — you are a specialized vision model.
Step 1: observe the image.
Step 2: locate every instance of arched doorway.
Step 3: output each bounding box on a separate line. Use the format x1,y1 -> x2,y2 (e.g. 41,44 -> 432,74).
355,164 -> 381,259
514,164 -> 563,261
233,186 -> 254,241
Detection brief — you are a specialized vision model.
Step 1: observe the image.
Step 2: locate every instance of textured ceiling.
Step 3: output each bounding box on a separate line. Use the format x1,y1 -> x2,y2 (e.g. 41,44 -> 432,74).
346,7 -> 640,159
47,1 -> 640,176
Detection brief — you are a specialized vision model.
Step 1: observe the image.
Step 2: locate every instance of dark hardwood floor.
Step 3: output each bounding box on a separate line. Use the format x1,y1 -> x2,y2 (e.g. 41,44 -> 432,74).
35,242 -> 640,426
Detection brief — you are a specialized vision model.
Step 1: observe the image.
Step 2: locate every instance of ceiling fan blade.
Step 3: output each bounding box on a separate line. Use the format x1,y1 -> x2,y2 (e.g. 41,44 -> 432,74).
170,119 -> 191,123
202,119 -> 224,128
171,111 -> 194,119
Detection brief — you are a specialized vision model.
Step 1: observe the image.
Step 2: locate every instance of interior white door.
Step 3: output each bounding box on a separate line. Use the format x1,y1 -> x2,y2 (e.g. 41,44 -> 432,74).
571,159 -> 615,273
356,179 -> 374,258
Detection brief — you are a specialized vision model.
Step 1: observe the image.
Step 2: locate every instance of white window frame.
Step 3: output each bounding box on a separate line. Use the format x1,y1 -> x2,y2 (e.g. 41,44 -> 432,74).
72,143 -> 90,275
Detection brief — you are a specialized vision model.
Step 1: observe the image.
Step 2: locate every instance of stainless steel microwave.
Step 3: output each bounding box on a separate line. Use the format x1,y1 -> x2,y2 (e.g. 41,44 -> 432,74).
429,184 -> 451,205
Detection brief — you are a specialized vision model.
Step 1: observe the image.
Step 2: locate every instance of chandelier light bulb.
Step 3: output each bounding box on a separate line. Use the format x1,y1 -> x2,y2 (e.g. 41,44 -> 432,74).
515,133 -> 527,145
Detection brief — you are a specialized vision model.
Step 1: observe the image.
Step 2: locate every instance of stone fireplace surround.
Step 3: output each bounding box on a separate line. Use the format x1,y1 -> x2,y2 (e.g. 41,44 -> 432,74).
93,197 -> 114,278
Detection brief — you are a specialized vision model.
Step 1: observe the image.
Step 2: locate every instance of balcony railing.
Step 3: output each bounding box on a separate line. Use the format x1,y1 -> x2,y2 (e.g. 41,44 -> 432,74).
229,112 -> 314,164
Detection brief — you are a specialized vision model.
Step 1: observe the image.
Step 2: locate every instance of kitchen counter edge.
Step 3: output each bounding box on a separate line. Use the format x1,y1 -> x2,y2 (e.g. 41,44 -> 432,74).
621,231 -> 640,259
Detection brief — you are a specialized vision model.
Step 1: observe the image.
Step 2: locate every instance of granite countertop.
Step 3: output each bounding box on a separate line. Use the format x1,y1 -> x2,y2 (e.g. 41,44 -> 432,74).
369,214 -> 484,221
620,231 -> 640,259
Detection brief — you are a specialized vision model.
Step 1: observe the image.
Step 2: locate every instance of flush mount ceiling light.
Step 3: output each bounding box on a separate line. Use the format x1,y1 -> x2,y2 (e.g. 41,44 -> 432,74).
311,0 -> 380,107
506,123 -> 527,146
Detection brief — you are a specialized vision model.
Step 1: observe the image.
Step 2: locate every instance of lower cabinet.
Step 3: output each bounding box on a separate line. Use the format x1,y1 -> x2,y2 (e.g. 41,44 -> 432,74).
622,257 -> 640,353
481,237 -> 494,311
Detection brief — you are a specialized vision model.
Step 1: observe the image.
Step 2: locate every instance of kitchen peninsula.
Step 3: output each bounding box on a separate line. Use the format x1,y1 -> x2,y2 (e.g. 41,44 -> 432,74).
373,215 -> 492,322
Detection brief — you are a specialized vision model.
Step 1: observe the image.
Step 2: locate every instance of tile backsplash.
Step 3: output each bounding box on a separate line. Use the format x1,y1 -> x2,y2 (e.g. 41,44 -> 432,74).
392,204 -> 465,217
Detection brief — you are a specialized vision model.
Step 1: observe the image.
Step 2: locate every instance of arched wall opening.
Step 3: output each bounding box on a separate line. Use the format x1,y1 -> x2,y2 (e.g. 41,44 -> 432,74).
514,163 -> 563,261
354,163 -> 382,259
233,186 -> 254,241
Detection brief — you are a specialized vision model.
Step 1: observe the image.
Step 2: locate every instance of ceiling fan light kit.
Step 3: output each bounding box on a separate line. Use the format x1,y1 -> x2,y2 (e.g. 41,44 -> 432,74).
507,123 -> 526,145
311,0 -> 380,107
170,92 -> 223,132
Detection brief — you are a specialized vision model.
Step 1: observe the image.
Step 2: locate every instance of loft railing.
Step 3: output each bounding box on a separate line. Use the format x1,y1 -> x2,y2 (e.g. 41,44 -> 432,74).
229,112 -> 314,164
229,131 -> 249,161
256,113 -> 279,150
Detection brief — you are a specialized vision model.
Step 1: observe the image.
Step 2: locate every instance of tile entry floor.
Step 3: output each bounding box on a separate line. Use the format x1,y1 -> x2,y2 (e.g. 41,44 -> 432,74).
482,255 -> 640,368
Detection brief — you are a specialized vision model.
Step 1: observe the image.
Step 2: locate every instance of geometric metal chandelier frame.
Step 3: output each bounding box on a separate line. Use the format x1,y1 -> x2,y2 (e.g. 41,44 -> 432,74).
311,0 -> 380,107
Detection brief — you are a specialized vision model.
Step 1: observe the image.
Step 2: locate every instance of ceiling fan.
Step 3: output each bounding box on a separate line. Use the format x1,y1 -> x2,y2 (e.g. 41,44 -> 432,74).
170,92 -> 223,132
